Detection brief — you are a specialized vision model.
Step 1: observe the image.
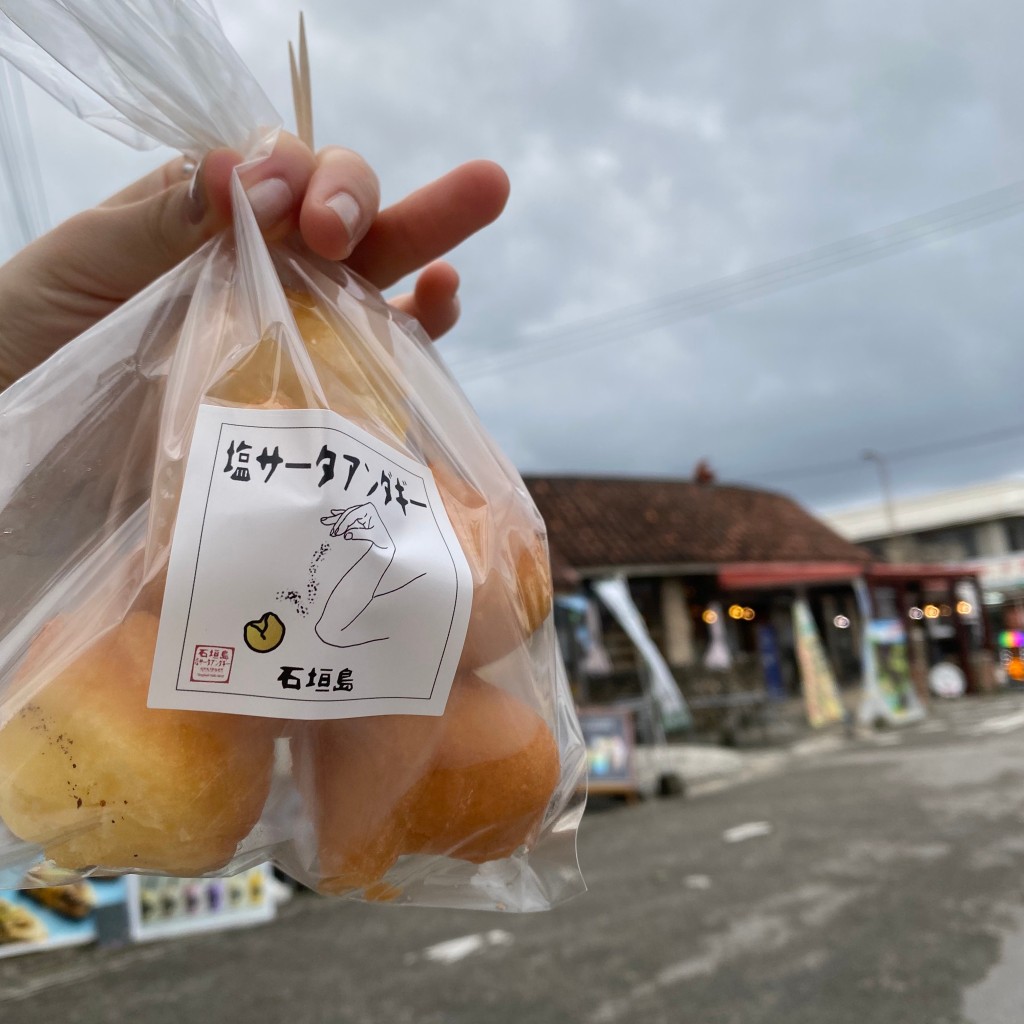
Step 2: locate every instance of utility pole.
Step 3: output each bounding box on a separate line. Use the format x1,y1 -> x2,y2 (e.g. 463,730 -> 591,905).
862,449 -> 899,561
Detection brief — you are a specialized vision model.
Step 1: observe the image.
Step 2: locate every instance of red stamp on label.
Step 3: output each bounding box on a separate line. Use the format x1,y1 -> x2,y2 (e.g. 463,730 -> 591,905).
191,645 -> 234,684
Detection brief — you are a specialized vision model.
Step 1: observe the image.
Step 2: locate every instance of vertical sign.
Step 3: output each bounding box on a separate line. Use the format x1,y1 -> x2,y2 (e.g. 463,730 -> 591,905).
792,599 -> 844,728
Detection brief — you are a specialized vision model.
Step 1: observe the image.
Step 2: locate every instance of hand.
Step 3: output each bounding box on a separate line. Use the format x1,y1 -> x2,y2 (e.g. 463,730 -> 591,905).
320,504 -> 393,551
0,132 -> 509,388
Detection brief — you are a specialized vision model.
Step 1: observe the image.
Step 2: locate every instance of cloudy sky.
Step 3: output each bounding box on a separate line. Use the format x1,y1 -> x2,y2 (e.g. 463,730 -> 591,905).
3,0 -> 1024,518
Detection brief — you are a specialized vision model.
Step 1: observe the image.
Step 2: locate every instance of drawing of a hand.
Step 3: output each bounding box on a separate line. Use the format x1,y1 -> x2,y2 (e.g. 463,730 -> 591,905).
320,503 -> 394,551
314,501 -> 429,649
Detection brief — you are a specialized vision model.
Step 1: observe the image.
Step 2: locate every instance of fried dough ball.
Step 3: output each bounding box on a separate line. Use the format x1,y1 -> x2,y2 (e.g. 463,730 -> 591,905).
429,459 -> 552,670
204,329 -> 309,410
204,289 -> 408,444
151,288 -> 411,566
0,612 -> 277,875
205,287 -> 552,672
293,674 -> 559,895
402,676 -> 561,863
292,713 -> 442,894
287,289 -> 408,443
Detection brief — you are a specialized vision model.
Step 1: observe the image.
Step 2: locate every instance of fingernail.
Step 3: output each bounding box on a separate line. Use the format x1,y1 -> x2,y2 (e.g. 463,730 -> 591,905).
186,158 -> 208,225
325,192 -> 361,246
245,177 -> 293,229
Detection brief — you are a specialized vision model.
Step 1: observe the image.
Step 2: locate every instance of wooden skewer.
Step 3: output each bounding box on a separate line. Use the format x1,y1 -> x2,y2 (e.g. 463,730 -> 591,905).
289,12 -> 314,150
288,42 -> 302,137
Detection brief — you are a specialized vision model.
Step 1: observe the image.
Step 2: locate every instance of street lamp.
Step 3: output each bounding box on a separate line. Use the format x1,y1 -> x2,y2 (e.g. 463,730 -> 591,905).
862,449 -> 898,550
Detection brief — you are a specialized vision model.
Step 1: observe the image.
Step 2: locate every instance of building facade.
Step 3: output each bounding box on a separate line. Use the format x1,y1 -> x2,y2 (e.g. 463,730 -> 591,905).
823,478 -> 1024,606
525,474 -> 875,732
823,479 -> 1020,686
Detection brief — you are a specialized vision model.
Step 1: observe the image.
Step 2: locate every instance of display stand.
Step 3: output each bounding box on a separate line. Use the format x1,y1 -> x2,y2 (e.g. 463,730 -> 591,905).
0,879 -> 127,959
125,866 -> 275,943
0,865 -> 275,957
577,705 -> 639,798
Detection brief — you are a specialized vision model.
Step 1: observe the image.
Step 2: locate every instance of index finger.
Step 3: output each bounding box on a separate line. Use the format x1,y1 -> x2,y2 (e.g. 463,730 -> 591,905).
338,504 -> 370,525
344,160 -> 510,290
299,146 -> 381,261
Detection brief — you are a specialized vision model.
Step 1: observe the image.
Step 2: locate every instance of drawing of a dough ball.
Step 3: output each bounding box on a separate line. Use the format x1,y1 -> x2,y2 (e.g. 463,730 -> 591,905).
430,459 -> 552,670
402,674 -> 560,863
244,611 -> 285,653
291,713 -> 443,895
293,674 -> 559,894
0,612 -> 277,875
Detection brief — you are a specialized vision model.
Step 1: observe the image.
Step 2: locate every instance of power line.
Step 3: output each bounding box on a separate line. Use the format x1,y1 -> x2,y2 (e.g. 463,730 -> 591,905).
741,421 -> 1024,485
449,178 -> 1024,382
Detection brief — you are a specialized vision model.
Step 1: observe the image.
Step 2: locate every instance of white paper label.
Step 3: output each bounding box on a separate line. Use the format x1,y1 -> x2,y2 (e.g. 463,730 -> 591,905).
149,405 -> 473,720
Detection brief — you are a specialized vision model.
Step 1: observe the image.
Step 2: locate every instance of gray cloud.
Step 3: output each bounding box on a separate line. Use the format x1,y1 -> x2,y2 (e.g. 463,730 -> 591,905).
4,0 -> 1024,520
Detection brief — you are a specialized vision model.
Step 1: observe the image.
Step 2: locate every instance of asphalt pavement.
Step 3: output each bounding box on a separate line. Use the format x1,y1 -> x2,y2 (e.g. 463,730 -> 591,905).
3,693 -> 1024,1024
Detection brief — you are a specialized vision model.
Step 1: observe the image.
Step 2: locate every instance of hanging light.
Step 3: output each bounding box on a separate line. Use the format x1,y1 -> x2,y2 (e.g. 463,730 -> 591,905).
833,615 -> 851,629
956,600 -> 973,615
908,607 -> 924,620
728,604 -> 744,619
742,607 -> 755,621
924,604 -> 940,619
702,609 -> 719,625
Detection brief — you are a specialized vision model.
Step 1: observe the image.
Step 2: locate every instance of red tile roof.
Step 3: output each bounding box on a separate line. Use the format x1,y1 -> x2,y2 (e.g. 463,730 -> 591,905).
525,475 -> 871,574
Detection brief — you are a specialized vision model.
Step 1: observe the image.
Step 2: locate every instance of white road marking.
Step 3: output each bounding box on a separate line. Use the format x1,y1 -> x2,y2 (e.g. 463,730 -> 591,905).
972,711 -> 1024,735
791,735 -> 845,757
410,929 -> 514,966
722,821 -> 773,843
867,733 -> 903,746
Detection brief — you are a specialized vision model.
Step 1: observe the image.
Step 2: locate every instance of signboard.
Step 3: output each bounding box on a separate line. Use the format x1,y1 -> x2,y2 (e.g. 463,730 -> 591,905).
852,580 -> 927,726
0,866 -> 275,955
126,866 -> 274,943
577,707 -> 637,795
860,619 -> 926,723
756,623 -> 786,699
0,879 -> 126,959
792,599 -> 844,728
966,554 -> 1024,591
998,629 -> 1024,684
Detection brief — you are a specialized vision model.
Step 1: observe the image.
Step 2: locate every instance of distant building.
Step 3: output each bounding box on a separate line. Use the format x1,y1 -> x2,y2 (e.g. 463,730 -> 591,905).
528,475 -> 870,581
524,474 -> 873,718
823,479 -> 1019,689
823,478 -> 1024,606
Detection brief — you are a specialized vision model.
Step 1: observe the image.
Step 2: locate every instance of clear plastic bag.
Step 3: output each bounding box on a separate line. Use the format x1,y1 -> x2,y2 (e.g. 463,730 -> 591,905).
0,0 -> 586,911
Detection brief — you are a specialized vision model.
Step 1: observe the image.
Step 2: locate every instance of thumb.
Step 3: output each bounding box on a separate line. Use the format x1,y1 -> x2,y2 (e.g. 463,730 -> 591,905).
39,132 -> 317,305
0,151 -> 241,386
0,136 -> 316,387
42,149 -> 242,304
